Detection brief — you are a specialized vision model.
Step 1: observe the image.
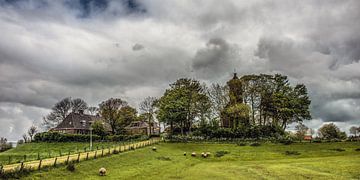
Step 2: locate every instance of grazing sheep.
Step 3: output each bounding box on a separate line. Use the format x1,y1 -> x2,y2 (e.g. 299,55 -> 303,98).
191,152 -> 196,157
183,152 -> 187,156
201,152 -> 205,157
152,147 -> 157,151
99,167 -> 106,176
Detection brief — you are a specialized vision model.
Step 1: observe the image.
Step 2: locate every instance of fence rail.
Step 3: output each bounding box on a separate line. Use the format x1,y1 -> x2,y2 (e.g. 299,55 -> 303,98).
0,138 -> 160,174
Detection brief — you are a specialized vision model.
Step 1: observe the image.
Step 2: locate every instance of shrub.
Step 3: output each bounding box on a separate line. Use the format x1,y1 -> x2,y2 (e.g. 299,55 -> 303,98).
34,132 -> 146,142
156,156 -> 171,161
355,148 -> 360,151
284,151 -> 300,155
312,139 -> 322,143
250,142 -> 261,146
66,162 -> 75,172
113,149 -> 119,154
215,151 -> 229,157
279,138 -> 293,145
329,148 -> 345,152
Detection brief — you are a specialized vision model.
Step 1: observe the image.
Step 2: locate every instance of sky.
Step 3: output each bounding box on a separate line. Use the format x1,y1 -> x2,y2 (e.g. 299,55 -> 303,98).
0,0 -> 359,140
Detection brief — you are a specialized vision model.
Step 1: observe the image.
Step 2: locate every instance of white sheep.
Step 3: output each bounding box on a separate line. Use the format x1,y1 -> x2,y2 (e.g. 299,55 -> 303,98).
99,167 -> 106,176
191,152 -> 196,157
152,147 -> 157,151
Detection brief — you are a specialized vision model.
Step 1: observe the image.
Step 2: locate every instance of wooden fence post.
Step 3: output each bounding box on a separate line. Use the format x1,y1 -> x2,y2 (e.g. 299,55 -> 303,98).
0,164 -> 3,175
86,152 -> 89,160
66,155 -> 70,165
54,157 -> 57,167
77,153 -> 80,162
94,151 -> 97,159
101,149 -> 104,157
20,161 -> 24,172
38,159 -> 42,171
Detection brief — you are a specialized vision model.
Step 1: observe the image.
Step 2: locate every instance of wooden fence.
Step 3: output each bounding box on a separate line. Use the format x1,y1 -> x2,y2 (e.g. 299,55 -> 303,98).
0,138 -> 160,175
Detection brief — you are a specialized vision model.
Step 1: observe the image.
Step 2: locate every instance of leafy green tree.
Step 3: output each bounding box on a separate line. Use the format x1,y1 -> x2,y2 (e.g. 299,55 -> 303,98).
117,105 -> 138,133
318,123 -> 342,139
157,78 -> 210,135
99,98 -> 127,134
92,121 -> 107,137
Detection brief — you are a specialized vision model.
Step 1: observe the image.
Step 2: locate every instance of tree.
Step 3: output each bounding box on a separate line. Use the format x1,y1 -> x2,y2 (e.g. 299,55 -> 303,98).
87,107 -> 99,115
27,125 -> 38,142
295,123 -> 309,141
99,98 -> 128,134
22,134 -> 28,143
92,121 -> 107,137
349,126 -> 359,137
139,97 -> 157,135
117,105 -> 138,133
71,98 -> 88,113
42,97 -> 88,129
207,83 -> 229,125
157,78 -> 210,135
318,123 -> 342,139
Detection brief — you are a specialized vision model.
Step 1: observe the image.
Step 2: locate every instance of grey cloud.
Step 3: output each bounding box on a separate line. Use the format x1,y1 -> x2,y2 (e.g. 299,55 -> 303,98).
192,38 -> 240,79
132,43 -> 144,51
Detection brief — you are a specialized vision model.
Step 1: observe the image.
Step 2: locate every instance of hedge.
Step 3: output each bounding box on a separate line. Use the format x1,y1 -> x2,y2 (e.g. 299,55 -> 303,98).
33,132 -> 147,142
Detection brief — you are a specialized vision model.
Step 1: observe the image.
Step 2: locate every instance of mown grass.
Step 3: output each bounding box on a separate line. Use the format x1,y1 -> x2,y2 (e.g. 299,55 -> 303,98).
21,142 -> 360,179
0,142 -> 125,165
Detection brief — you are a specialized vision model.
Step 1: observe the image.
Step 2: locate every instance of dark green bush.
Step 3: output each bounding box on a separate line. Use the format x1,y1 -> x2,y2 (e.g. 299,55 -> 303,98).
279,138 -> 293,145
215,151 -> 229,157
34,132 -> 146,142
250,142 -> 261,146
156,156 -> 171,161
355,148 -> 360,151
329,148 -> 345,152
284,151 -> 300,155
66,162 -> 75,172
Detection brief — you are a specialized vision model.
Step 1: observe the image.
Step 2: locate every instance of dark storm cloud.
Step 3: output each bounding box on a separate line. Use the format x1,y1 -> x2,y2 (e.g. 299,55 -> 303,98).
1,0 -> 360,140
192,38 -> 240,79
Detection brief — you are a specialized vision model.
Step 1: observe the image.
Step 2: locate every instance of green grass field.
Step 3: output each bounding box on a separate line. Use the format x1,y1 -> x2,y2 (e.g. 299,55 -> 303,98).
0,142 -> 124,165
19,142 -> 360,179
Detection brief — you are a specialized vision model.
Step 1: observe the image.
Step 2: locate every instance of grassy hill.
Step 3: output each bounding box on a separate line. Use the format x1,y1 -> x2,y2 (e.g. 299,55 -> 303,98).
23,142 -> 360,179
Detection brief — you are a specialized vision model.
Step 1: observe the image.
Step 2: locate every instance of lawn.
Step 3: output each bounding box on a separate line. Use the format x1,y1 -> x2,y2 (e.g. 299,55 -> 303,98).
0,141 -> 125,165
22,141 -> 360,179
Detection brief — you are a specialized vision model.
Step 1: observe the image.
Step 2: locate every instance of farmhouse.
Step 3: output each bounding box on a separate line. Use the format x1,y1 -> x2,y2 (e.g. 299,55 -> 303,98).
51,111 -> 110,134
125,120 -> 160,135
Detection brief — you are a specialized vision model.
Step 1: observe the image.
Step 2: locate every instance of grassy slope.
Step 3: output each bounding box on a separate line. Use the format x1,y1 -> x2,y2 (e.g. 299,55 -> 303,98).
24,142 -> 360,180
0,142 -> 123,165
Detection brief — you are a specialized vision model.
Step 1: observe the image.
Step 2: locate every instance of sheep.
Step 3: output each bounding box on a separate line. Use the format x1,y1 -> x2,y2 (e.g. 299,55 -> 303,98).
184,152 -> 187,156
206,152 -> 211,157
99,167 -> 106,176
201,152 -> 205,157
191,152 -> 196,157
152,147 -> 157,151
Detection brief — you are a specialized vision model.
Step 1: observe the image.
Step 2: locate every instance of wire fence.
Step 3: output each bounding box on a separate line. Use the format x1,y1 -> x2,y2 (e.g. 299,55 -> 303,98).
0,138 -> 161,175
